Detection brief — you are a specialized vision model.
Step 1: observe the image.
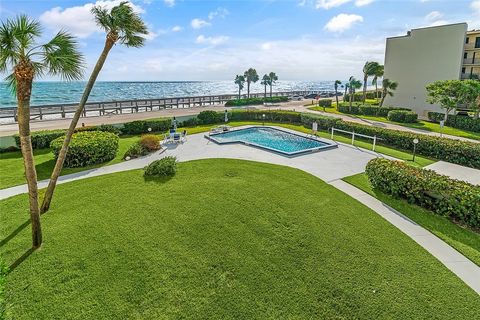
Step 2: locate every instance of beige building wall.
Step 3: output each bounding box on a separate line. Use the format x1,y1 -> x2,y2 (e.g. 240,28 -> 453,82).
383,23 -> 467,117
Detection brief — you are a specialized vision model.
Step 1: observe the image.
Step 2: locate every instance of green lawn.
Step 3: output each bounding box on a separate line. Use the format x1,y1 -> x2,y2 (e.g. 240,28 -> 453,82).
342,173 -> 480,266
1,159 -> 478,319
308,105 -> 480,141
0,121 -> 434,190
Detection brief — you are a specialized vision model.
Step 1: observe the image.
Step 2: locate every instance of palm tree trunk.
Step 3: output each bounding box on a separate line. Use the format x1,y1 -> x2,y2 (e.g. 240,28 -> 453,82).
238,87 -> 241,100
41,34 -> 116,214
16,73 -> 42,248
264,85 -> 267,99
379,91 -> 386,107
363,75 -> 367,103
375,82 -> 378,102
335,88 -> 339,108
247,81 -> 250,98
270,84 -> 272,98
349,89 -> 353,112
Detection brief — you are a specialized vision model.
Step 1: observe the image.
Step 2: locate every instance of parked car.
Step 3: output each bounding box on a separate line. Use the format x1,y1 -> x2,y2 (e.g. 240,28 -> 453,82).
288,95 -> 303,101
304,93 -> 319,99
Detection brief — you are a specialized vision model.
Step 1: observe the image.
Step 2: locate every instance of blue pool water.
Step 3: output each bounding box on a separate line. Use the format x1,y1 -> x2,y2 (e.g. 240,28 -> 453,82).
208,127 -> 336,156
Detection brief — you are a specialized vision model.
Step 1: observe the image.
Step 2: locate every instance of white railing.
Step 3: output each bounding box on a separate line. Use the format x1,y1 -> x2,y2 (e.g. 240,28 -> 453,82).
330,127 -> 378,151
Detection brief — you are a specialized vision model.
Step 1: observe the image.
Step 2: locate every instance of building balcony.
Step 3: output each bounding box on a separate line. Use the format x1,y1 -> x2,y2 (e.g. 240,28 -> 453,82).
461,73 -> 480,80
464,43 -> 480,50
463,58 -> 480,65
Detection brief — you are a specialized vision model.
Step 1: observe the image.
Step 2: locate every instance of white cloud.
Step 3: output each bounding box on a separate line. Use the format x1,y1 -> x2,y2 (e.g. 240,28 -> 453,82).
425,11 -> 443,22
472,0 -> 480,15
39,0 -> 144,38
195,35 -> 229,45
171,25 -> 182,32
355,0 -> 374,6
164,0 -> 175,7
208,7 -> 229,20
324,13 -> 363,32
315,0 -> 373,9
191,18 -> 211,29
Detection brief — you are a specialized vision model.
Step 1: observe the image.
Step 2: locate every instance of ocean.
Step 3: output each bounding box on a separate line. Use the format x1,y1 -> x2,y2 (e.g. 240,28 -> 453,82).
0,80 -> 341,108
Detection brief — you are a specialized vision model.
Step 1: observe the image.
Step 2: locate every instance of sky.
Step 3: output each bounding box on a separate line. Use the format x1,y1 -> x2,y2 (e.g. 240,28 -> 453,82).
1,0 -> 479,81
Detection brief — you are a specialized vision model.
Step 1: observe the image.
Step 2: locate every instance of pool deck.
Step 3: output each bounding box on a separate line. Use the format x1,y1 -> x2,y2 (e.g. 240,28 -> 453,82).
0,126 -> 479,294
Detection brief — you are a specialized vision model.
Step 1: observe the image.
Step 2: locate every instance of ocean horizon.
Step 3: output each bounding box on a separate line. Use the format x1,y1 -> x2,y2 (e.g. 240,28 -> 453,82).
0,80 -> 348,108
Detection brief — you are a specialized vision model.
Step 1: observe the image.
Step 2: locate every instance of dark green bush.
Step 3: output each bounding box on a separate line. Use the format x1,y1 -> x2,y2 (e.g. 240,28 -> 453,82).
300,113 -> 341,130
229,110 -> 302,123
121,119 -> 171,135
181,117 -> 199,127
144,156 -> 177,177
197,110 -> 223,124
337,104 -> 360,114
225,96 -> 288,106
387,110 -> 418,123
124,142 -> 149,159
14,129 -> 65,149
0,146 -> 20,153
427,112 -> 480,132
318,99 -> 332,108
337,104 -> 411,117
344,92 -> 377,101
366,158 -> 480,228
51,131 -> 119,168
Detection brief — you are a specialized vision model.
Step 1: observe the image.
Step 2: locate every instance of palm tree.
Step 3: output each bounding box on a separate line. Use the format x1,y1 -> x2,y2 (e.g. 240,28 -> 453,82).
379,78 -> 398,107
362,61 -> 380,102
234,75 -> 245,99
372,64 -> 384,101
41,1 -> 148,214
0,15 -> 83,248
348,76 -> 362,112
244,68 -> 259,98
261,74 -> 270,99
334,80 -> 341,107
268,72 -> 278,98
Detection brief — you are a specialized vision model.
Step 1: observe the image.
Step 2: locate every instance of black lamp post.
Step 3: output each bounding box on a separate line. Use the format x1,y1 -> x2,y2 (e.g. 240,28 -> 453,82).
262,113 -> 266,126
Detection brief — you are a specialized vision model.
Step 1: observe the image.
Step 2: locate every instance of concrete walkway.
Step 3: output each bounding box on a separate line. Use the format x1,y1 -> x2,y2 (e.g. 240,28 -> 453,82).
425,161 -> 480,185
1,126 -> 479,294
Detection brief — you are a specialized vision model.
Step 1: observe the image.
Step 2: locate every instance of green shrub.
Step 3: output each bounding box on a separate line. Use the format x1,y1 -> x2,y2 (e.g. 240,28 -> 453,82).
318,99 -> 332,108
337,104 -> 360,114
121,119 -> 171,135
181,117 -> 199,127
337,104 -> 411,117
74,124 -> 121,134
197,110 -> 223,124
0,258 -> 7,319
144,156 -> 177,177
366,158 -> 480,228
139,134 -> 161,151
0,146 -> 19,153
387,110 -> 418,123
344,92 -> 377,101
124,142 -> 149,159
14,129 -> 65,149
225,96 -> 288,106
428,112 -> 480,132
229,110 -> 302,123
51,131 -> 119,168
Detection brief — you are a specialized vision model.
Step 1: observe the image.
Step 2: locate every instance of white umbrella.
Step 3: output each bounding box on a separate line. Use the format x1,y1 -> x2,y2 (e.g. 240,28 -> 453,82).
312,121 -> 318,134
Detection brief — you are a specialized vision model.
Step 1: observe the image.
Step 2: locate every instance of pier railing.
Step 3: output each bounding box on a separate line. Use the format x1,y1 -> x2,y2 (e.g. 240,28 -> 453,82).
0,91 -> 318,123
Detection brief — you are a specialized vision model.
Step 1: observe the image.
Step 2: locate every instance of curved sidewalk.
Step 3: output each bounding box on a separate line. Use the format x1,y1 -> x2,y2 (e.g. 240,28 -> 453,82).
1,127 -> 479,295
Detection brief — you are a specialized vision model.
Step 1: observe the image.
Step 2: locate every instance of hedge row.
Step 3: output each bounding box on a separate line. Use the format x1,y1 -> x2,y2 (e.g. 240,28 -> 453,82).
318,99 -> 332,107
225,96 -> 288,106
337,104 -> 411,117
387,110 -> 418,123
366,158 -> 480,228
121,119 -> 171,135
427,112 -> 480,132
300,113 -> 480,168
51,131 -> 119,168
14,130 -> 65,149
344,91 -> 378,101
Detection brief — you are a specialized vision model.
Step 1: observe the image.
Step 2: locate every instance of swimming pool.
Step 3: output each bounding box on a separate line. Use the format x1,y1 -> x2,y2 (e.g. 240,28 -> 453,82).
206,126 -> 337,156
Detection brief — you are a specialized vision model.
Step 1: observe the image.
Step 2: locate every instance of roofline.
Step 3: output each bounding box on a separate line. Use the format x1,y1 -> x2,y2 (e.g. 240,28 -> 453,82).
386,22 -> 468,40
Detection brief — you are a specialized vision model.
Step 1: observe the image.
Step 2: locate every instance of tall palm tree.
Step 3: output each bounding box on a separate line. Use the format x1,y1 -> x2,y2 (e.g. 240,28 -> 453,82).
372,64 -> 384,101
334,80 -> 341,107
41,1 -> 148,214
379,78 -> 398,107
268,72 -> 278,98
261,74 -> 270,99
234,74 -> 245,99
0,15 -> 83,248
347,76 -> 362,112
244,68 -> 259,98
362,61 -> 379,102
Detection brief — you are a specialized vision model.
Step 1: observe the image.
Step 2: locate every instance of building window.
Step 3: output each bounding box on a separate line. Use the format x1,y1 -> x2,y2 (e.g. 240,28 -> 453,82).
464,52 -> 468,59
476,37 -> 480,48
462,67 -> 466,74
466,37 -> 469,44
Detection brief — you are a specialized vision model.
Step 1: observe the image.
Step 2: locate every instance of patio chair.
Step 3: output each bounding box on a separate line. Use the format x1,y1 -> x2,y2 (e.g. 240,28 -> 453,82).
181,130 -> 187,142
173,133 -> 181,143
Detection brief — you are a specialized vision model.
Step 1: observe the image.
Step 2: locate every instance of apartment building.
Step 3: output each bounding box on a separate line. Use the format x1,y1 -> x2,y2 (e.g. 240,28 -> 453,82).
383,23 -> 475,117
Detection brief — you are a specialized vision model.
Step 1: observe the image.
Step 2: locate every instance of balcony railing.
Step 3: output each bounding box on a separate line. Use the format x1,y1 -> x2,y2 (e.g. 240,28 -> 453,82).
461,73 -> 480,80
463,58 -> 480,65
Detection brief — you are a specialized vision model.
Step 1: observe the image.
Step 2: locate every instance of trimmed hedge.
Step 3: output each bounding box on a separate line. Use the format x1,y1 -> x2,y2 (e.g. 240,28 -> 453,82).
366,158 -> 480,228
337,104 -> 412,117
427,112 -> 480,132
144,156 -> 177,177
51,131 -> 119,168
197,110 -> 223,124
344,91 -> 377,101
14,130 -> 65,149
121,119 -> 171,135
225,96 -> 288,106
387,110 -> 418,123
318,99 -> 332,108
229,110 -> 302,123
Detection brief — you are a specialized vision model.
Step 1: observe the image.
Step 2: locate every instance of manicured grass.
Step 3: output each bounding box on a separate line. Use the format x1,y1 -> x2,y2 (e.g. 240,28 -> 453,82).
308,106 -> 480,141
0,121 -> 433,190
343,173 -> 480,266
1,159 -> 478,319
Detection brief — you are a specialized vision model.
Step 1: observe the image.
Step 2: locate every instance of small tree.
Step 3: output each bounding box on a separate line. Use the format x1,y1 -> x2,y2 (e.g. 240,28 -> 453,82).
426,80 -> 465,121
234,75 -> 245,99
0,15 -> 83,248
362,61 -> 380,102
244,68 -> 259,98
460,80 -> 480,119
379,78 -> 398,107
268,72 -> 278,98
347,76 -> 362,112
261,74 -> 270,99
372,64 -> 384,100
334,80 -> 341,107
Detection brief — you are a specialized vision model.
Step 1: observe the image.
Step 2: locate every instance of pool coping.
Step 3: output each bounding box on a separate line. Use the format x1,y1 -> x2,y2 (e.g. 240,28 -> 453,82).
205,125 -> 338,157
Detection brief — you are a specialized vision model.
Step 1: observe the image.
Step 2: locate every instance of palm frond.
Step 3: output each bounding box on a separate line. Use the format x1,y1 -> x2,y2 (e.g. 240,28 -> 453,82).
91,5 -> 114,33
0,19 -> 21,73
40,31 -> 84,81
11,15 -> 41,54
4,73 -> 17,95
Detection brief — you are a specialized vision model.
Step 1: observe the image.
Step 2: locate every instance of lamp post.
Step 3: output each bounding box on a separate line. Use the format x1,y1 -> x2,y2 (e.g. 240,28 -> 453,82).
225,109 -> 228,123
262,113 -> 266,126
412,138 -> 419,162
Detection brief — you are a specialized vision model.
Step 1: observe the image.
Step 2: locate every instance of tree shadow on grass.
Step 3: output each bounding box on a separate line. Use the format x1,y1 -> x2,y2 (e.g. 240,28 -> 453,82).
0,219 -> 30,248
8,247 -> 34,273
